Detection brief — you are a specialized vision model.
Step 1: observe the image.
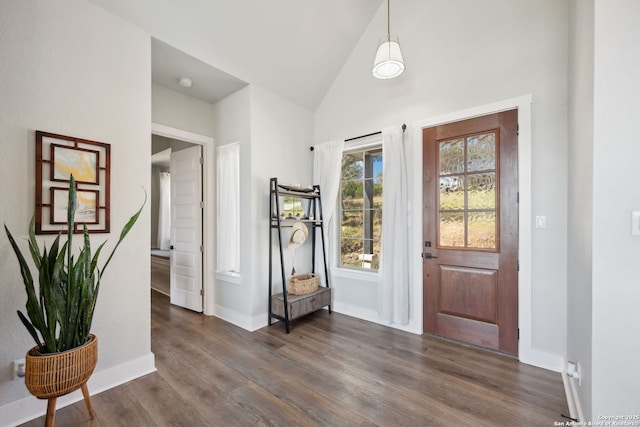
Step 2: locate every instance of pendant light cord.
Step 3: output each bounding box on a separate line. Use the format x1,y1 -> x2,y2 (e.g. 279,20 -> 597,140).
387,0 -> 391,39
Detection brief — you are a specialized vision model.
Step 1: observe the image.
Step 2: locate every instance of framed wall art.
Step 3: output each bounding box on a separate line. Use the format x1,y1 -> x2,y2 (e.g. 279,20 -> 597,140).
35,131 -> 110,234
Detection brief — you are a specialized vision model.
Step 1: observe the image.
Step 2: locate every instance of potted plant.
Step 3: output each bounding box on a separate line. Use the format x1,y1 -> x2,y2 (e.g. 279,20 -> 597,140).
4,175 -> 144,426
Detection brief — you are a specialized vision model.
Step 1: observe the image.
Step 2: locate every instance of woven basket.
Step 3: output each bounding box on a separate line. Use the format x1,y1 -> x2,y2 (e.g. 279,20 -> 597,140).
288,273 -> 319,295
25,334 -> 98,399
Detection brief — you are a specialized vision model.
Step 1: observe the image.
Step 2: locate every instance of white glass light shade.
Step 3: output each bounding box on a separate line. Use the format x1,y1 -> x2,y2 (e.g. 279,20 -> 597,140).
372,36 -> 405,79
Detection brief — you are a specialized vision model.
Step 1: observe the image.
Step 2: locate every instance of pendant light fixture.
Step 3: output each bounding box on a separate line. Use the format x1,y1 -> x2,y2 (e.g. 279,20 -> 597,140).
372,0 -> 405,79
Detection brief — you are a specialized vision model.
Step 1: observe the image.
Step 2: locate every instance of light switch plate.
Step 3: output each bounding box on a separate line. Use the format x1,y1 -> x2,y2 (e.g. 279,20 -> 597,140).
535,215 -> 547,228
632,211 -> 640,236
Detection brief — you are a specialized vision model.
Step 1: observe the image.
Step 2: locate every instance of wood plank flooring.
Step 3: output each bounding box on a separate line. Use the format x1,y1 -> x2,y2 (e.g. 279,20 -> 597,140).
150,255 -> 170,296
21,291 -> 568,426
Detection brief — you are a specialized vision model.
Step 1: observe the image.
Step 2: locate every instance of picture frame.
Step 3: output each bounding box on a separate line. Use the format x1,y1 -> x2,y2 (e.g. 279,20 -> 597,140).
51,144 -> 100,184
50,187 -> 99,225
35,131 -> 110,234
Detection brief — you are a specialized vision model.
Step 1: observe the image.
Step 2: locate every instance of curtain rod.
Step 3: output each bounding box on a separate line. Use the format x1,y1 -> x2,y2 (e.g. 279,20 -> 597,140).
310,123 -> 406,151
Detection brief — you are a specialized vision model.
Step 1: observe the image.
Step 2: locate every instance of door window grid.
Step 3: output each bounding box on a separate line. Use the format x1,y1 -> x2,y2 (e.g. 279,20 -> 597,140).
437,132 -> 498,250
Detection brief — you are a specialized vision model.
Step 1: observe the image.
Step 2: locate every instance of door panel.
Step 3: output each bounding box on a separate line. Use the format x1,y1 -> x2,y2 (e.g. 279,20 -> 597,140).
438,265 -> 498,323
423,110 -> 518,354
170,145 -> 203,312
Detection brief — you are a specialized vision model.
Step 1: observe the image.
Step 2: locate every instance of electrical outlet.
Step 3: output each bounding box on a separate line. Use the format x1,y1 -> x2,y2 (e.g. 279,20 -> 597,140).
567,360 -> 582,386
13,359 -> 25,380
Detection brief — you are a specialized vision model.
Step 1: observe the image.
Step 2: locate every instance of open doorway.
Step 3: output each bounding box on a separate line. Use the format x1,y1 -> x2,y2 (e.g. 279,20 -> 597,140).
150,134 -> 200,303
150,125 -> 215,315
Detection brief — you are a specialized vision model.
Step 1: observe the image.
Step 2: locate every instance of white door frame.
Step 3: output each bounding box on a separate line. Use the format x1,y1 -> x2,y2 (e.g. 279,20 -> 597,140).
152,123 -> 216,315
412,95 -> 560,371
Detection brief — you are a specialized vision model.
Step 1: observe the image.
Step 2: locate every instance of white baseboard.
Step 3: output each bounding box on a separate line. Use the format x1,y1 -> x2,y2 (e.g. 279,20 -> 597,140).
332,301 -> 422,335
0,352 -> 156,427
518,346 -> 564,372
213,304 -> 261,331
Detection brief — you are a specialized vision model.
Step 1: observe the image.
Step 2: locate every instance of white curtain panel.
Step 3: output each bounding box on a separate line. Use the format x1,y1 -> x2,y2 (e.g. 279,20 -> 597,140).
217,143 -> 240,273
379,126 -> 410,325
157,171 -> 171,250
313,139 -> 344,271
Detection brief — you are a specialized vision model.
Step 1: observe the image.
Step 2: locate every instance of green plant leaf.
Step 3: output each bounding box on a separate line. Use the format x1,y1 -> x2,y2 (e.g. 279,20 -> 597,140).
5,224 -> 49,350
27,217 -> 42,270
17,311 -> 43,353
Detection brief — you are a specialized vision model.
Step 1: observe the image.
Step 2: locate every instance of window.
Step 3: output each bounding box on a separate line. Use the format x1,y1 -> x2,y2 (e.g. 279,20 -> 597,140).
438,132 -> 497,250
339,147 -> 382,270
216,142 -> 240,274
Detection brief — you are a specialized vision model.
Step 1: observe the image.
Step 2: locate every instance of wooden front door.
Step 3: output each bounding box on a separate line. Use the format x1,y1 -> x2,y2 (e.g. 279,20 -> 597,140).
423,110 -> 518,355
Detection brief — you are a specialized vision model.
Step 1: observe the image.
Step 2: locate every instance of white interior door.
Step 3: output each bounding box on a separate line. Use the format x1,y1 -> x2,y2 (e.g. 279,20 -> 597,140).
170,145 -> 203,312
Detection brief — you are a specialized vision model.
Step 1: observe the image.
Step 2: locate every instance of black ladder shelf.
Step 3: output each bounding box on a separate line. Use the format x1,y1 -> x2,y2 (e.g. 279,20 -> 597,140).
268,177 -> 332,333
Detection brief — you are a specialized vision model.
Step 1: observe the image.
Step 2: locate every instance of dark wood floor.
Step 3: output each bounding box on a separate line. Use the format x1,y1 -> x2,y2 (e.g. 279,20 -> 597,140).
150,255 -> 170,296
22,291 -> 567,426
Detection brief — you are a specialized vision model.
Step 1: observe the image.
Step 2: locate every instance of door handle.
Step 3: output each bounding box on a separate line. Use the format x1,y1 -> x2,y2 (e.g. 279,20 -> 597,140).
422,252 -> 438,259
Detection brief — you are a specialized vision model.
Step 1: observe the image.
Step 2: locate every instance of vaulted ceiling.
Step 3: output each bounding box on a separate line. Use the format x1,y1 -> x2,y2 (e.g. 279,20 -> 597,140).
85,0 -> 384,111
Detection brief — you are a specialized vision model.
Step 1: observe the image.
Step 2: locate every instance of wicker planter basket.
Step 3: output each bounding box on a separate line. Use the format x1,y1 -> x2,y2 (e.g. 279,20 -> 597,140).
288,273 -> 319,295
25,334 -> 98,399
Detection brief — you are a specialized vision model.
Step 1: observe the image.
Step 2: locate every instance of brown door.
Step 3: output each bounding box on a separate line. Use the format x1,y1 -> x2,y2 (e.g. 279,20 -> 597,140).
423,110 -> 518,355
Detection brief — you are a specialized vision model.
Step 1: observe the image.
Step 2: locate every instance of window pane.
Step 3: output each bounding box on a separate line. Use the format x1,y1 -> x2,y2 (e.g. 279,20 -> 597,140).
361,239 -> 378,270
372,209 -> 382,241
341,210 -> 363,239
468,211 -> 496,249
373,188 -> 383,209
342,181 -> 363,210
467,133 -> 496,172
370,150 -> 383,208
341,239 -> 363,268
372,239 -> 381,270
440,176 -> 465,210
439,138 -> 464,175
362,209 -> 376,241
371,151 -> 383,181
440,212 -> 465,247
467,173 -> 496,209
342,152 -> 364,181
363,178 -> 375,209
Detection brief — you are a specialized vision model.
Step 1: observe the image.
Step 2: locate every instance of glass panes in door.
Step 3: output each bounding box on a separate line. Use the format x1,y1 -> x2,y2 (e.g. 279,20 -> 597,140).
438,132 -> 498,250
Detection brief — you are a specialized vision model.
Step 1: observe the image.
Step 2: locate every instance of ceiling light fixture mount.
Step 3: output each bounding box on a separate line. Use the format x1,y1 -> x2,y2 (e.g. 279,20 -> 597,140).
372,0 -> 405,80
178,77 -> 193,88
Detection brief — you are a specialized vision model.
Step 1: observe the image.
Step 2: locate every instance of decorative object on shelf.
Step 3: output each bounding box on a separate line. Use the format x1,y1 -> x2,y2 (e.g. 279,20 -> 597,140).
288,221 -> 308,276
372,0 -> 405,79
268,177 -> 332,333
278,183 -> 314,193
35,131 -> 111,234
288,221 -> 308,248
288,273 -> 319,295
4,175 -> 144,427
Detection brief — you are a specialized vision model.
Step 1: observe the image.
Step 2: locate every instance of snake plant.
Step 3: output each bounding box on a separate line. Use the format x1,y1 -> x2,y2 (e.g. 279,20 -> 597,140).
4,175 -> 144,353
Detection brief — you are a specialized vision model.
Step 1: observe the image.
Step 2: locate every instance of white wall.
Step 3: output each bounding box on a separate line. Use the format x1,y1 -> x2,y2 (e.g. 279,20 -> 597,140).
591,0 -> 640,417
315,0 -> 569,363
210,87 -> 253,324
0,0 -> 154,422
210,85 -> 314,330
249,86 -> 315,325
567,0 -> 594,418
152,83 -> 215,137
